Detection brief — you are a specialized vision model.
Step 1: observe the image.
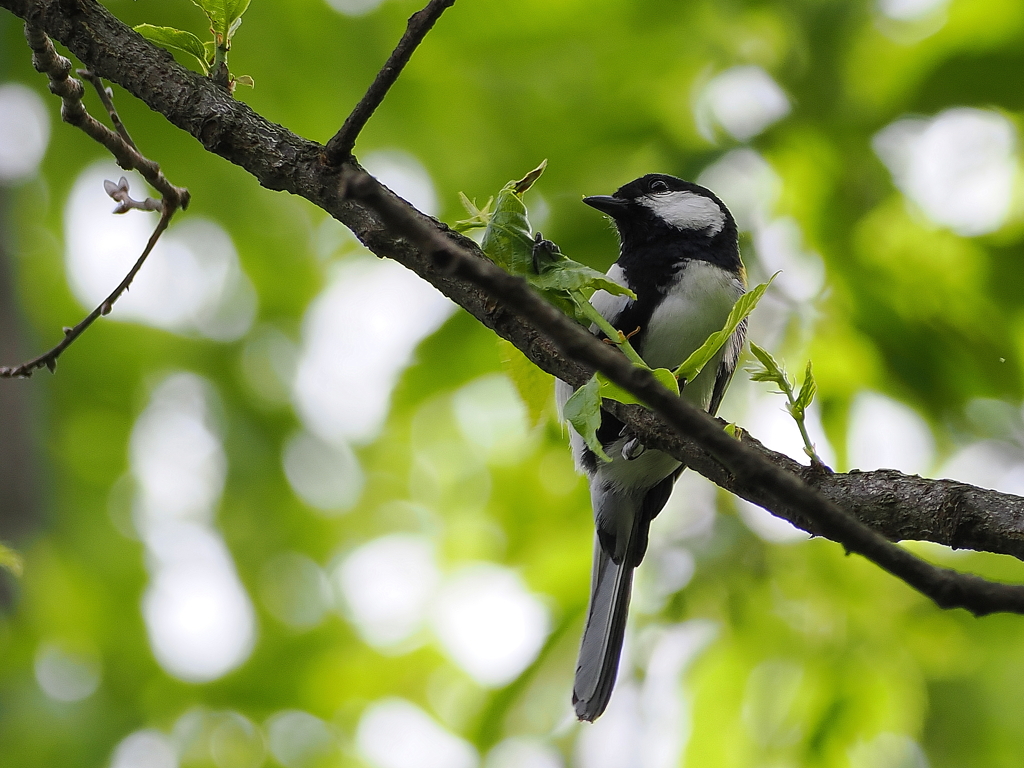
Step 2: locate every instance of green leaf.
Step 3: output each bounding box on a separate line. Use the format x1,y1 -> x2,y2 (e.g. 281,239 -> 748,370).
453,193 -> 494,233
563,375 -> 611,463
724,422 -> 743,439
789,360 -> 817,420
135,24 -> 211,73
480,160 -> 547,273
675,273 -> 778,384
192,0 -> 252,39
795,360 -> 817,412
234,74 -> 255,88
747,341 -> 787,385
513,159 -> 547,194
498,338 -> 554,427
531,259 -> 635,299
0,542 -> 23,579
596,368 -> 679,405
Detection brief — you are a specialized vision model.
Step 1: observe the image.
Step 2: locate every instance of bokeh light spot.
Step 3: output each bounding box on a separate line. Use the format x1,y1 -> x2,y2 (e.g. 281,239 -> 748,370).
282,430 -> 364,513
847,391 -> 935,474
260,551 -> 332,630
356,698 -> 478,768
109,730 -> 178,768
431,563 -> 549,687
485,737 -> 562,768
266,710 -> 336,768
34,641 -> 101,702
0,82 -> 50,183
363,150 -> 439,216
874,109 -> 1017,236
65,163 -> 256,338
209,712 -> 266,768
335,534 -> 440,648
696,66 -> 790,142
292,257 -> 454,445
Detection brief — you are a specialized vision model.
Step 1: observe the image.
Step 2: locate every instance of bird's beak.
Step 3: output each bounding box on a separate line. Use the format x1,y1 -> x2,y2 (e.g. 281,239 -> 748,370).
583,195 -> 629,218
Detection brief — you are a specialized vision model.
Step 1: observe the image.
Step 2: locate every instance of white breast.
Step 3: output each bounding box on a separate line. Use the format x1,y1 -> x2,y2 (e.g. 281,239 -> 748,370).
641,261 -> 744,409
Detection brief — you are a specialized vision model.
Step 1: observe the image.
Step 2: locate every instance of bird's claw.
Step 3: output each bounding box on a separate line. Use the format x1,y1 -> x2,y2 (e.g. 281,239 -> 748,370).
622,437 -> 646,460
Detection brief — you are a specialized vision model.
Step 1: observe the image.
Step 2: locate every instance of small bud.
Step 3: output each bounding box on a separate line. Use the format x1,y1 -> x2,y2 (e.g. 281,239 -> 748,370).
45,358 -> 57,373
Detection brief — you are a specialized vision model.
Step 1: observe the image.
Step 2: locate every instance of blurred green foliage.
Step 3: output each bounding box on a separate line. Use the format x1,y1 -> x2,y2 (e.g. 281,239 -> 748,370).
3,0 -> 1024,766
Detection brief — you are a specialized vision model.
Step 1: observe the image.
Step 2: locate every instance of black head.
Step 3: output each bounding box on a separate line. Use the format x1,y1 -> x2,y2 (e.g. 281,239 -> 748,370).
583,174 -> 741,274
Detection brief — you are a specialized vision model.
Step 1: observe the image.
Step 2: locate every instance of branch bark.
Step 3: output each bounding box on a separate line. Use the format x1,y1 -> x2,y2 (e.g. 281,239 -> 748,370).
4,0 -> 1024,600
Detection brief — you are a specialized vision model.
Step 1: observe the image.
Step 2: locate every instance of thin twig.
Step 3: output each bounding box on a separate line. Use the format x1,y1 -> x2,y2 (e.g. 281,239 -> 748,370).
340,164 -> 1024,618
0,206 -> 173,378
78,68 -> 137,150
0,25 -> 186,378
324,0 -> 456,163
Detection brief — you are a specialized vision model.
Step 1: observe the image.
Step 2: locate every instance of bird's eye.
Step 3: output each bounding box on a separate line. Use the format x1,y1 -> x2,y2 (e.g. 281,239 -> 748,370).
649,179 -> 669,193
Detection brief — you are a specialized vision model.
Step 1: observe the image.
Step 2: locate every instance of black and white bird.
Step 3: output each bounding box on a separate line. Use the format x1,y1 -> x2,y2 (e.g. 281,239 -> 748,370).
556,173 -> 746,722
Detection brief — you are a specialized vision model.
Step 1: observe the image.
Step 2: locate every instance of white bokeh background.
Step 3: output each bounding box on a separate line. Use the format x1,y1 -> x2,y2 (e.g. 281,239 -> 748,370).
64,163 -> 257,339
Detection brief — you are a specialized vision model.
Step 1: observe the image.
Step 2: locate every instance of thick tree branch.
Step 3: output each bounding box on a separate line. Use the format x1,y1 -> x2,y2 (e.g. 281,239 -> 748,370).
324,0 -> 457,164
4,0 -> 1024,602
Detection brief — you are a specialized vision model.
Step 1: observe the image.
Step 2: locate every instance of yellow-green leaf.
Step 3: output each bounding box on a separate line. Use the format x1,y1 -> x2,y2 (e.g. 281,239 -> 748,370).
795,360 -> 817,412
498,338 -> 554,427
563,375 -> 611,463
748,341 -> 786,384
480,160 -> 547,273
192,0 -> 251,38
596,368 -> 679,405
675,273 -> 779,384
135,24 -> 210,74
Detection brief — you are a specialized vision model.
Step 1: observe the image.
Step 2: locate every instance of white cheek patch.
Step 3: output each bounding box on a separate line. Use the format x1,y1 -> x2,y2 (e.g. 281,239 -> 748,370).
640,191 -> 726,235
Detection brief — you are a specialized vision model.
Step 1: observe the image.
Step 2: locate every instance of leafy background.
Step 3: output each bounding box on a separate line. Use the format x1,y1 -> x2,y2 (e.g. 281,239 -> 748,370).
3,0 -> 1024,766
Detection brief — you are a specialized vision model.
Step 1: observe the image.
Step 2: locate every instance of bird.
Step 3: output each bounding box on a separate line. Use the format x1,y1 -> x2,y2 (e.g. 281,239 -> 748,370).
556,173 -> 746,722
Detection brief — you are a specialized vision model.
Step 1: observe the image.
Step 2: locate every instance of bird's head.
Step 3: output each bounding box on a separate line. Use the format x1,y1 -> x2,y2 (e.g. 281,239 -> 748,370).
584,173 -> 738,258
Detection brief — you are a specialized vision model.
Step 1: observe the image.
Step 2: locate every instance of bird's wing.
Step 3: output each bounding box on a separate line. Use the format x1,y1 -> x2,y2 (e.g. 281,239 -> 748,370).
707,318 -> 747,417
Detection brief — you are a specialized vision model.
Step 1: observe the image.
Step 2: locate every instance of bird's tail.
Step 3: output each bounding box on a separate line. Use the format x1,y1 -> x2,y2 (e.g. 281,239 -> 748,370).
573,500 -> 645,722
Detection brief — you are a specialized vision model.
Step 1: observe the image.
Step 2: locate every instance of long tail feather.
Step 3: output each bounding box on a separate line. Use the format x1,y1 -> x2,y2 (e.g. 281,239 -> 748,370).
573,531 -> 638,721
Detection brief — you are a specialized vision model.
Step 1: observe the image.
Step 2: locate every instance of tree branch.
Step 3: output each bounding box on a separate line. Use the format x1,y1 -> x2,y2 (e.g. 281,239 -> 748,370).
0,22 -> 185,377
22,23 -> 188,208
324,0 -> 457,164
4,0 -> 1024,605
0,204 -> 172,378
79,67 -> 137,150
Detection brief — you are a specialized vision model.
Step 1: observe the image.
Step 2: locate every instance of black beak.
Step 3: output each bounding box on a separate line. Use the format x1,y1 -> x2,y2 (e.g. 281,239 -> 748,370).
583,195 -> 629,218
